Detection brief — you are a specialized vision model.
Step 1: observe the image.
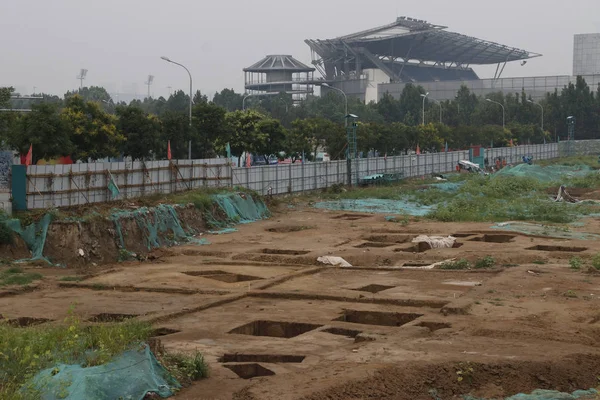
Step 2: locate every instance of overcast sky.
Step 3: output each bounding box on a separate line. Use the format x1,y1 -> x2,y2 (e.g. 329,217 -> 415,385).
2,0 -> 599,99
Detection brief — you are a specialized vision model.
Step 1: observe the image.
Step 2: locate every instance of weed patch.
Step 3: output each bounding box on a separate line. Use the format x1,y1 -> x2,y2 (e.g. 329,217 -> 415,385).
474,256 -> 495,269
0,312 -> 153,399
0,267 -> 42,287
439,259 -> 471,270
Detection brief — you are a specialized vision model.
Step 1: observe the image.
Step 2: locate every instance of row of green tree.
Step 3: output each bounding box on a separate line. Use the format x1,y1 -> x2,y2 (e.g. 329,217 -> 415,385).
1,75 -> 598,162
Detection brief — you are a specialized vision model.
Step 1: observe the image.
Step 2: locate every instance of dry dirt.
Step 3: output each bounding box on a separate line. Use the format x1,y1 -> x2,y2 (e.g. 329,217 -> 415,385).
3,204 -> 600,399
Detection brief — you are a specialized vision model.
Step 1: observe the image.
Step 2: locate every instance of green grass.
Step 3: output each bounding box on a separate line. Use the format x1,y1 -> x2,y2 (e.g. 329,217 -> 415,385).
591,253 -> 600,270
59,276 -> 84,282
0,311 -> 208,399
0,267 -> 43,287
0,314 -> 153,399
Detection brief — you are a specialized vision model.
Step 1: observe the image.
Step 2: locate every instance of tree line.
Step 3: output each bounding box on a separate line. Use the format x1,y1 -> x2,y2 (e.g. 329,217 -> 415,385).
1,76 -> 598,163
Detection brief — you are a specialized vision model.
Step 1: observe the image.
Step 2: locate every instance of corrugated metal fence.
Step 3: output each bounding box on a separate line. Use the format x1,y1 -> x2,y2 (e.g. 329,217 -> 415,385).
25,142 -> 560,209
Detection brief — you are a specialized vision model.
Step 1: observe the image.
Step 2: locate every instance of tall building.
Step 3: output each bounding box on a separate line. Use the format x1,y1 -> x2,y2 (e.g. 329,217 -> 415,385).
573,33 -> 600,76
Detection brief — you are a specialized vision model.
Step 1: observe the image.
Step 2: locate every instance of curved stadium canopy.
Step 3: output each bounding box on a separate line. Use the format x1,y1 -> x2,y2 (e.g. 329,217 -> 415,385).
306,17 -> 541,82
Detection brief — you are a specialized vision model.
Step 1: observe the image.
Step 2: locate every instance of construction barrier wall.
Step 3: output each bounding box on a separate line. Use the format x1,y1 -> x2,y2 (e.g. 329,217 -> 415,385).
22,142 -> 560,209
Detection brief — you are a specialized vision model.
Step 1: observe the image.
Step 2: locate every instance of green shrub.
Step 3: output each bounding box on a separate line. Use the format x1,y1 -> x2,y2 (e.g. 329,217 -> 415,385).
162,351 -> 209,384
591,253 -> 600,270
474,256 -> 495,269
569,257 -> 583,270
439,259 -> 471,270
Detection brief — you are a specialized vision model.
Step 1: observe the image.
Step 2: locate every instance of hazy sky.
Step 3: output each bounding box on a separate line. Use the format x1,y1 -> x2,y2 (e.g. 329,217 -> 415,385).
2,0 -> 599,99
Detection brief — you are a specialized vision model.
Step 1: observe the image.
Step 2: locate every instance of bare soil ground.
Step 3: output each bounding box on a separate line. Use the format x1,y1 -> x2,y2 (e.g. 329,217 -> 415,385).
3,204 -> 600,399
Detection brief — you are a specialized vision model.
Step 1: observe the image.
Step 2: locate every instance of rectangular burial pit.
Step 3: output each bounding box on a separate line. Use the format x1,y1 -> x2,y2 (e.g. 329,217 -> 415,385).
183,270 -> 263,283
526,245 -> 588,253
224,363 -> 275,379
352,284 -> 395,294
364,234 -> 417,243
219,354 -> 305,363
354,242 -> 396,248
334,310 -> 423,327
228,320 -> 323,339
261,249 -> 311,256
322,327 -> 362,338
468,234 -> 516,243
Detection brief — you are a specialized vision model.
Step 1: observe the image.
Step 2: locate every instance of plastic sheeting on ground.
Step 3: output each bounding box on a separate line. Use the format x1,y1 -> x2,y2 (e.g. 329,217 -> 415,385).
463,388 -> 598,400
208,192 -> 270,228
427,182 -> 464,192
494,164 -> 594,182
317,256 -> 352,267
412,235 -> 456,249
24,345 -> 180,400
4,213 -> 54,265
314,199 -> 433,216
491,221 -> 600,240
111,204 -> 210,259
554,186 -> 579,203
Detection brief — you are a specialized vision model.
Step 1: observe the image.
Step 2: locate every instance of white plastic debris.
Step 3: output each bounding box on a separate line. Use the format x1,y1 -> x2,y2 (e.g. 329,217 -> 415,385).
78,249 -> 85,257
412,235 -> 457,249
317,256 -> 352,267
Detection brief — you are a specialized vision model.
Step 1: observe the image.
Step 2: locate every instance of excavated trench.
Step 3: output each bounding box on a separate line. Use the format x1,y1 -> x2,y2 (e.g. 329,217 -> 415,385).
334,310 -> 423,327
229,320 -> 323,338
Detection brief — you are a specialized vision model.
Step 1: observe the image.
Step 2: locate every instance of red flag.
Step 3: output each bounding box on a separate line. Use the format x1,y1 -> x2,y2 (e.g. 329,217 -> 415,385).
167,140 -> 172,160
416,144 -> 421,155
25,145 -> 32,166
246,153 -> 251,168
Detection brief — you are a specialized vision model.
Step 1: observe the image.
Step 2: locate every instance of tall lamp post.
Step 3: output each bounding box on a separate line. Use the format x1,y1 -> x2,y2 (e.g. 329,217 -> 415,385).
161,56 -> 193,159
527,99 -> 544,132
322,83 -> 348,127
242,94 -> 251,110
486,98 -> 505,130
420,92 -> 429,125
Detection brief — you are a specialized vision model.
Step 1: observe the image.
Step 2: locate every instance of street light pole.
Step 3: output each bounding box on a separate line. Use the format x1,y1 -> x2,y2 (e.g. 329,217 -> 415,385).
322,83 -> 348,127
243,94 -> 251,110
161,56 -> 193,160
486,98 -> 505,130
528,99 -> 544,132
420,92 -> 429,125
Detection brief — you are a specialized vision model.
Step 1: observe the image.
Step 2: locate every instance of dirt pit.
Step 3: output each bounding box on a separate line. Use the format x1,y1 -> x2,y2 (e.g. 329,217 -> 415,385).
469,234 -> 516,243
151,328 -> 181,337
334,310 -> 423,327
229,320 -> 323,338
261,249 -> 311,255
183,270 -> 263,283
87,313 -> 138,323
266,226 -> 315,233
224,363 -> 276,379
527,245 -> 588,252
322,327 -> 362,338
5,317 -> 51,327
354,242 -> 396,248
352,284 -> 395,294
219,354 -> 305,363
415,321 -> 452,332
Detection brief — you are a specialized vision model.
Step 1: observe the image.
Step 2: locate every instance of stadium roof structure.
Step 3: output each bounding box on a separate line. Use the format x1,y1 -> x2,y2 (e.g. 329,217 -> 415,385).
305,17 -> 542,83
244,55 -> 314,73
